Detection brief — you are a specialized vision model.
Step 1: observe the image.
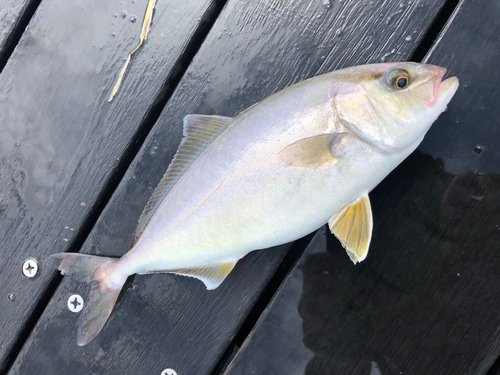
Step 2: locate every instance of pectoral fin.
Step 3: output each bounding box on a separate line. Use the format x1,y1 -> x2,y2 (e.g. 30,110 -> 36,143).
168,261 -> 238,290
328,193 -> 373,264
278,133 -> 346,168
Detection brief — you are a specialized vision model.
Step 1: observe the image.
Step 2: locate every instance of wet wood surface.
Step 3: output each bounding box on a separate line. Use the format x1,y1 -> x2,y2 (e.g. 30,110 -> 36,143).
224,0 -> 500,374
3,0 -> 451,374
0,0 -> 217,370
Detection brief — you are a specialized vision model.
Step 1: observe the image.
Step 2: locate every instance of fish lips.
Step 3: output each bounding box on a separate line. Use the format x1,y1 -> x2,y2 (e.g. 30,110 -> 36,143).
436,76 -> 460,106
418,68 -> 459,107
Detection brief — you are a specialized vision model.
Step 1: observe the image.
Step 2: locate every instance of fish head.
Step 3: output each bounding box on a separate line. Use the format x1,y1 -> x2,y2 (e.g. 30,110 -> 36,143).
332,62 -> 459,152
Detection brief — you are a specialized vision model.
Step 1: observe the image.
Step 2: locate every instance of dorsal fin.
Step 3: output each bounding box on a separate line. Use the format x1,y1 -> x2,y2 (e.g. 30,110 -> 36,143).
130,115 -> 233,247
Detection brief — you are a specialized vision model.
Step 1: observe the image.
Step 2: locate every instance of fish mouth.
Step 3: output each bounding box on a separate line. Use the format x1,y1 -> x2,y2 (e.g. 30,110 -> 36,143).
420,68 -> 459,107
436,76 -> 459,103
421,68 -> 446,107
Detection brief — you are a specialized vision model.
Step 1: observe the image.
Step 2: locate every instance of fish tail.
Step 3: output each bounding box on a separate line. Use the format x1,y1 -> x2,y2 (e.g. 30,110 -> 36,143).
47,253 -> 125,346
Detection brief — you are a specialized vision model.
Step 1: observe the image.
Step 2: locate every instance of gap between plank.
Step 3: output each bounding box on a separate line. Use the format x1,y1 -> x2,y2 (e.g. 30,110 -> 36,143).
0,0 -> 43,74
487,352 -> 500,375
0,1 -> 228,374
409,0 -> 462,62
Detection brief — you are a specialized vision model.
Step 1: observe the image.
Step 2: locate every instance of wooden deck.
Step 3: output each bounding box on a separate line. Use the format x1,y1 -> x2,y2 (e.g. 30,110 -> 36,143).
1,0 -> 499,374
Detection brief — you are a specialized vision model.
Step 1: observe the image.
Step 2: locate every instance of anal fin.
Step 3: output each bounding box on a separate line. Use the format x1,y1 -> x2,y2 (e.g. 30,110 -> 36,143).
328,193 -> 373,264
169,262 -> 238,290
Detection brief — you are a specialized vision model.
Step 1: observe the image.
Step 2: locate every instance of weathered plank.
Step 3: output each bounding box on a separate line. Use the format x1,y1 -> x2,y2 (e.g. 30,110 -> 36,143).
224,0 -> 500,374
0,0 -> 217,370
8,0 -> 448,374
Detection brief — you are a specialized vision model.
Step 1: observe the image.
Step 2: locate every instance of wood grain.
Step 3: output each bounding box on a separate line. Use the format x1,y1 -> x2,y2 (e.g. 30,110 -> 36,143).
224,0 -> 500,374
0,0 -> 215,369
8,0 -> 447,374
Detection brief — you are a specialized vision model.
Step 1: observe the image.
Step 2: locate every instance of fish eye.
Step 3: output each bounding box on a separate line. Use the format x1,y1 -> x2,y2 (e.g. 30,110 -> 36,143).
396,76 -> 408,88
389,70 -> 410,90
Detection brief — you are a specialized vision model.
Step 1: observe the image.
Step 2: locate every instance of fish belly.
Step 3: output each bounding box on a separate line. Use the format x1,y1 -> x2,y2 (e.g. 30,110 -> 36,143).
119,135 -> 407,277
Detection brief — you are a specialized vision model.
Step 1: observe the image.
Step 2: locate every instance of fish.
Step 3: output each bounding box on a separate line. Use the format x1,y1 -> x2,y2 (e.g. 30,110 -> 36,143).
48,62 -> 459,345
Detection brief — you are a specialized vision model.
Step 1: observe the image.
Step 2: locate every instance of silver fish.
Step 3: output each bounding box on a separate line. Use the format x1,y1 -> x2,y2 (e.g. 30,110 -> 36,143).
48,62 -> 459,345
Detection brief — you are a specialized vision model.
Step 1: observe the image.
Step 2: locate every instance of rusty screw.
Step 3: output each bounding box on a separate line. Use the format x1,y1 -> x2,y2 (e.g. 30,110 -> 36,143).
22,258 -> 39,278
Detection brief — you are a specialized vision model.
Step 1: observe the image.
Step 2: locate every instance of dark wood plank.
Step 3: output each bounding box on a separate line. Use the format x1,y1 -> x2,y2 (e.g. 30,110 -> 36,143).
224,1 -> 500,374
8,0 -> 448,374
0,0 -> 216,370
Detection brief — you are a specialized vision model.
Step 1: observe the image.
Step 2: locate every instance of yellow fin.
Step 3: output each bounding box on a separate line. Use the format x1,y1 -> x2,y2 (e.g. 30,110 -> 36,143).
169,261 -> 238,290
278,133 -> 346,168
328,193 -> 372,264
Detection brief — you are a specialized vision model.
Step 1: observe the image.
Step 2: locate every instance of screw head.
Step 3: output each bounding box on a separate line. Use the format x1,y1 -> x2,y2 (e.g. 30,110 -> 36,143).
22,258 -> 39,278
161,369 -> 177,375
67,294 -> 84,312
